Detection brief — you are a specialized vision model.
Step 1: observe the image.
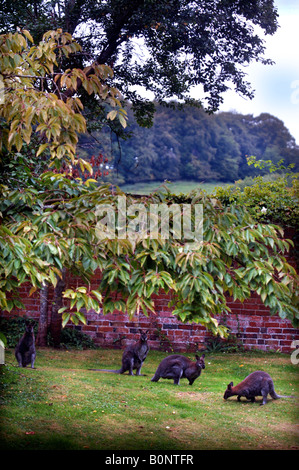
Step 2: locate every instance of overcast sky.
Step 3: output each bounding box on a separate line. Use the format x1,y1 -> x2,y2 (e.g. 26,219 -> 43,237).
219,0 -> 299,144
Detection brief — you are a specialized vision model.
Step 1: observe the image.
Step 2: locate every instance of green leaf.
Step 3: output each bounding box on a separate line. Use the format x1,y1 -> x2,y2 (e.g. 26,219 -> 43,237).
58,307 -> 68,314
201,272 -> 214,289
62,312 -> 70,328
0,332 -> 7,348
36,143 -> 48,157
91,290 -> 102,302
74,311 -> 87,325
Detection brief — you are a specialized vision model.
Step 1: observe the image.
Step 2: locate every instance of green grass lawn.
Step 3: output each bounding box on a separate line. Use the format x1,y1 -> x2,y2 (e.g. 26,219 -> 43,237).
120,180 -> 231,195
0,348 -> 298,450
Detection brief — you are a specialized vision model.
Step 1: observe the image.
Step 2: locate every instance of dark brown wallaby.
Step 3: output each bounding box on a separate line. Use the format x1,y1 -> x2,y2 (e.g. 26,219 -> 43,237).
89,330 -> 149,375
151,354 -> 205,385
15,320 -> 36,369
223,370 -> 294,406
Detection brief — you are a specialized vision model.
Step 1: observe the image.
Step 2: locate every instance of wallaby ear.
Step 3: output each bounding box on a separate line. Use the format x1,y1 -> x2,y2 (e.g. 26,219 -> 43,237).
228,382 -> 233,389
195,354 -> 205,361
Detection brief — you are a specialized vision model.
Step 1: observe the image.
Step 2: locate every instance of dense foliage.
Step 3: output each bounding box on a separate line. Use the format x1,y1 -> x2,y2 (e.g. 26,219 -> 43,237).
0,316 -> 95,349
0,316 -> 38,348
0,29 -> 125,343
79,105 -> 299,185
1,173 -> 299,336
215,175 -> 299,229
0,29 -> 126,183
0,26 -> 298,345
1,0 -> 279,125
214,171 -> 299,268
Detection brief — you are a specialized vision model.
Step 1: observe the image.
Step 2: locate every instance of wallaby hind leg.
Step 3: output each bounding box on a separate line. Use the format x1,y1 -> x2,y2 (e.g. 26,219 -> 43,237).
260,389 -> 268,406
128,358 -> 134,375
173,367 -> 183,385
135,363 -> 144,376
30,352 -> 36,369
16,352 -> 23,367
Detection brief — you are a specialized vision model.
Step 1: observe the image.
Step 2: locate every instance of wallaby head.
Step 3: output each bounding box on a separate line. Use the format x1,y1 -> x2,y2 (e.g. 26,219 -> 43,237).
139,329 -> 149,342
24,320 -> 34,334
223,382 -> 234,400
195,354 -> 205,370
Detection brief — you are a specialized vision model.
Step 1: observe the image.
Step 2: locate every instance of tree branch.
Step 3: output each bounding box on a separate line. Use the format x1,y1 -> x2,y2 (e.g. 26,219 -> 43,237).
60,0 -> 146,101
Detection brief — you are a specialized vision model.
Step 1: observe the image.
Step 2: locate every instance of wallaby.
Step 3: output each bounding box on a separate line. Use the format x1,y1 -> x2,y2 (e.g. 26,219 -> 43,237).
151,354 -> 205,385
89,330 -> 149,376
15,320 -> 36,369
223,370 -> 294,406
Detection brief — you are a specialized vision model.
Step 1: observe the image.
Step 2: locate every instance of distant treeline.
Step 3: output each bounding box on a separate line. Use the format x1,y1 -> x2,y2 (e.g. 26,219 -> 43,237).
78,104 -> 299,185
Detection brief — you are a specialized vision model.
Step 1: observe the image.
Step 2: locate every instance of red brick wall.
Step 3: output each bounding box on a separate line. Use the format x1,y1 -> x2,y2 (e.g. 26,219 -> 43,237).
2,273 -> 298,354
77,292 -> 299,354
225,295 -> 298,353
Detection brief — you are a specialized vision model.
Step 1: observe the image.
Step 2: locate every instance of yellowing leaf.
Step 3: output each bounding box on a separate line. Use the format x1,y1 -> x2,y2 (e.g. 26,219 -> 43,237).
29,286 -> 37,297
15,133 -> 23,151
118,113 -> 127,128
107,110 -> 117,121
22,30 -> 34,43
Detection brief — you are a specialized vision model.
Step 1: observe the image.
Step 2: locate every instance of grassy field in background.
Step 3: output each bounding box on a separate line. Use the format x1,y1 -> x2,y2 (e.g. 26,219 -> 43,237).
0,348 -> 298,451
120,180 -> 232,195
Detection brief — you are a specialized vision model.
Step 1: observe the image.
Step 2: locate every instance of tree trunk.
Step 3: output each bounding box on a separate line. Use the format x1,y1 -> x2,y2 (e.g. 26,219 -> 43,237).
50,268 -> 66,348
37,281 -> 49,347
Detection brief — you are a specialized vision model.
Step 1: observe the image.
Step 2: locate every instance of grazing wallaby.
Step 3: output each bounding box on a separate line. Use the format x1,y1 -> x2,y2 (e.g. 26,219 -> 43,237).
223,370 -> 293,406
15,320 -> 36,369
89,330 -> 149,376
151,354 -> 205,385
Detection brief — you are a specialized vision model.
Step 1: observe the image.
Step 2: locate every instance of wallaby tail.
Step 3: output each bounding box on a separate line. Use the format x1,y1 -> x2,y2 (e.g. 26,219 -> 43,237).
275,394 -> 294,399
270,390 -> 294,400
269,382 -> 294,400
88,368 -> 122,373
